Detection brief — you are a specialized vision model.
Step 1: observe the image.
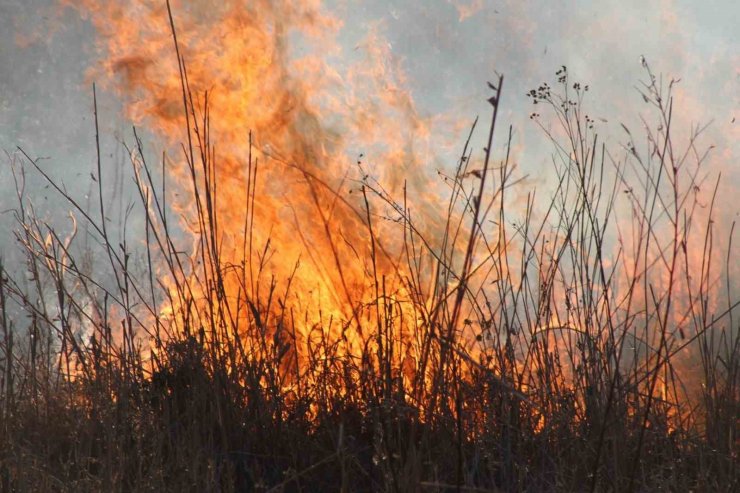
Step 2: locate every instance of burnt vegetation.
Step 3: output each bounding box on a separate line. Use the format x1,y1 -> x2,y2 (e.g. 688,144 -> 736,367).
0,16 -> 738,493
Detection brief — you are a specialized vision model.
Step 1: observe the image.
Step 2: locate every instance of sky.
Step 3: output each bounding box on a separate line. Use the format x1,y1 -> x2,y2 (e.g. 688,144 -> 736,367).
1,0 -> 738,260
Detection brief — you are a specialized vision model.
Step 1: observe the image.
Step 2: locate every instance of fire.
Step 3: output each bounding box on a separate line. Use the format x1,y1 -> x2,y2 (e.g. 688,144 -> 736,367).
55,0 -> 456,392
41,0 -> 735,436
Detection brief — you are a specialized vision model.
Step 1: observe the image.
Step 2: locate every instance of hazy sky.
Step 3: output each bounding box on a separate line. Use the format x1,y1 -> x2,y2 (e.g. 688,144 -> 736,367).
1,0 -> 738,250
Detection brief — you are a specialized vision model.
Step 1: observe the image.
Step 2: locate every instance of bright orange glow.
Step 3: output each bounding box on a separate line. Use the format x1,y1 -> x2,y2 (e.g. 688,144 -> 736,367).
56,0 -> 456,392
53,0 -> 735,433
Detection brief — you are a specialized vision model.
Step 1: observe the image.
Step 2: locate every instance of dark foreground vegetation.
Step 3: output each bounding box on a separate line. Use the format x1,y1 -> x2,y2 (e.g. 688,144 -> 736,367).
0,23 -> 737,492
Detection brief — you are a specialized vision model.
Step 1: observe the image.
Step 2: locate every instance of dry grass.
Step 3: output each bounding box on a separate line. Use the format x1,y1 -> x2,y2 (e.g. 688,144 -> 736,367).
0,25 -> 737,493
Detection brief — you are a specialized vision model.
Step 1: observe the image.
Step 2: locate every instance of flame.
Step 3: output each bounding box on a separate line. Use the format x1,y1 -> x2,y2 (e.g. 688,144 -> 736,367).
46,0 -> 735,435
55,0 -> 457,393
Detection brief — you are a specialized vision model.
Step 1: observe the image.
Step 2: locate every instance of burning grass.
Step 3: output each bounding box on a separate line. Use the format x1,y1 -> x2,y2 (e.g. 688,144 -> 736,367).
0,5 -> 738,492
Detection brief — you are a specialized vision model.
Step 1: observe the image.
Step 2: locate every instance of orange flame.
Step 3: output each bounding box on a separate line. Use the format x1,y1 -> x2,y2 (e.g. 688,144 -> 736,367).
52,1 -> 735,433
58,0 -> 458,388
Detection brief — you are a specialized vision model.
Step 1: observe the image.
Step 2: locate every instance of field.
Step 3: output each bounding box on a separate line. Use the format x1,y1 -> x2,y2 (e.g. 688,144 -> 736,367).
0,2 -> 738,492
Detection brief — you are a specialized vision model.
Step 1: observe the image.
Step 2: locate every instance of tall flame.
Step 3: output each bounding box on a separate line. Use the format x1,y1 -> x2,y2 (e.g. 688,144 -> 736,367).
52,0 -> 468,396
50,0 -> 735,432
65,1 -> 438,306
